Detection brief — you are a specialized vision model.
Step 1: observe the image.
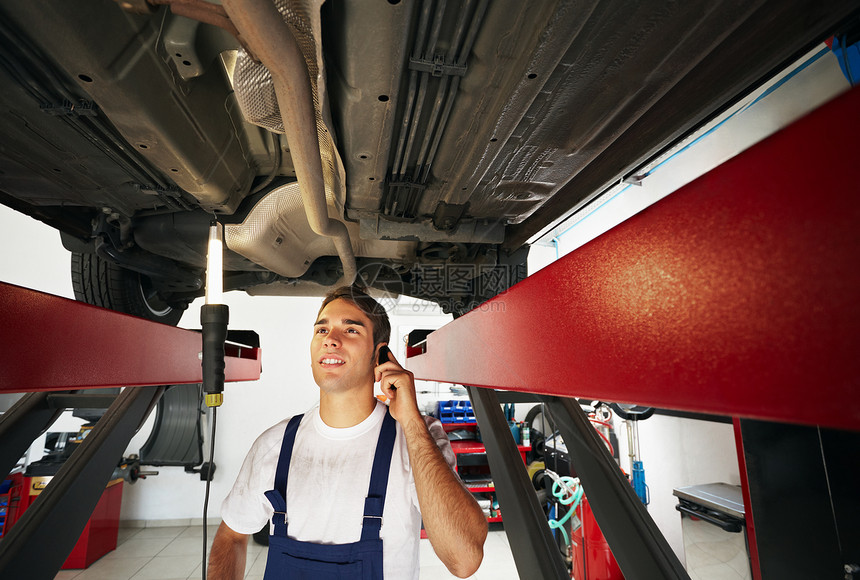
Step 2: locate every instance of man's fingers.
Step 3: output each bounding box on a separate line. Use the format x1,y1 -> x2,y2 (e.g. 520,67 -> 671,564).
380,374 -> 398,394
374,360 -> 397,382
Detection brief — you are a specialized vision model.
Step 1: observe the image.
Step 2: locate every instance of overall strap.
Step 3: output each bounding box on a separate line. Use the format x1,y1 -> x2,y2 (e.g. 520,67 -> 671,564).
264,414 -> 303,537
361,410 -> 397,541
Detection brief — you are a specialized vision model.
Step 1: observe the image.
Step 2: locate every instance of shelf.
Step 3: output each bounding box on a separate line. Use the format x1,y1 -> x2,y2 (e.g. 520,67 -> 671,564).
452,438 -> 531,527
450,440 -> 531,454
446,421 -> 530,527
440,422 -> 478,432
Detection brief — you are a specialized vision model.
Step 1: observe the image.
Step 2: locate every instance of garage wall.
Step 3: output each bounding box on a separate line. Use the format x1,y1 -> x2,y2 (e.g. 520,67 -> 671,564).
122,292 -> 323,524
0,208 -> 73,298
613,415 -> 740,565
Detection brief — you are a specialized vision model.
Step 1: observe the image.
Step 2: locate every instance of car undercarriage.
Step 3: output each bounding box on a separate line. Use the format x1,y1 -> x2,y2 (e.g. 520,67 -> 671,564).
1,0 -> 858,321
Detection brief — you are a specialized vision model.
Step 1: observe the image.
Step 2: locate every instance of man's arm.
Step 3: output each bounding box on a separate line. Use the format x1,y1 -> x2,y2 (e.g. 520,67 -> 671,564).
377,349 -> 488,578
402,413 -> 488,577
208,522 -> 249,580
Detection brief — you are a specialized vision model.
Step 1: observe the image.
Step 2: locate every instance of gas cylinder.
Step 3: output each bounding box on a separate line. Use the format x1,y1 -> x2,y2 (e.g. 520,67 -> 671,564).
571,497 -> 623,579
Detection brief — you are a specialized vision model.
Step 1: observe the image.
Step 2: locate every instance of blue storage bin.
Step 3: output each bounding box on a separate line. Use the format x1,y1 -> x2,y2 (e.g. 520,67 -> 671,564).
437,400 -> 455,423
437,400 -> 475,423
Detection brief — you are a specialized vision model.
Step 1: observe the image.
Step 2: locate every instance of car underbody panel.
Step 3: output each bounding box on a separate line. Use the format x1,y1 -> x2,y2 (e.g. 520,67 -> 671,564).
1,0 -> 858,310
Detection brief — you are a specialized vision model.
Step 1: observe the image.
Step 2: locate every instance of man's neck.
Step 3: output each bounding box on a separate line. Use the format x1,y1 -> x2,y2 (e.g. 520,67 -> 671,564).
318,386 -> 377,428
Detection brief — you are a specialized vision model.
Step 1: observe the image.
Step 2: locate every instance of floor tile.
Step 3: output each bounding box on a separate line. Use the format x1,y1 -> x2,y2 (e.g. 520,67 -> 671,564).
247,549 -> 269,576
187,562 -> 202,580
182,540 -> 262,578
244,550 -> 264,576
103,537 -> 173,560
178,525 -> 220,540
70,522 -> 518,580
133,526 -> 186,540
161,537 -> 213,557
117,527 -> 142,546
72,556 -> 150,580
130,555 -> 199,579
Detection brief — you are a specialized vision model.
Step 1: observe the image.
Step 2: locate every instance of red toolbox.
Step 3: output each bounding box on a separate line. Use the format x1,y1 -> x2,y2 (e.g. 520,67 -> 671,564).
2,472 -> 123,569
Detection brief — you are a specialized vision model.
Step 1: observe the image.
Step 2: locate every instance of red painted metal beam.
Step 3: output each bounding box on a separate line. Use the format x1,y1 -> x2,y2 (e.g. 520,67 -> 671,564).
408,87 -> 860,432
733,418 -> 762,580
0,283 -> 261,392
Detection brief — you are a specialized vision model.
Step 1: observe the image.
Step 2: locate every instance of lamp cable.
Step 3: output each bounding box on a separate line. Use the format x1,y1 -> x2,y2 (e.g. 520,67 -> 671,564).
201,406 -> 217,580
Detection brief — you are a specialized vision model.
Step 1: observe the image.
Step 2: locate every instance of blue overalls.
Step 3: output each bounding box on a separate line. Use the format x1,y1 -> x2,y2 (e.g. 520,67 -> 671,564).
262,410 -> 396,580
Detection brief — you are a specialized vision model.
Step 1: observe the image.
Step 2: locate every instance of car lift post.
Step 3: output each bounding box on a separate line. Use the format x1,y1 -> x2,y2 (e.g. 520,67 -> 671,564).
0,386 -> 165,579
0,284 -> 261,578
467,386 -> 570,579
539,395 -> 687,577
408,87 -> 860,577
0,392 -> 65,482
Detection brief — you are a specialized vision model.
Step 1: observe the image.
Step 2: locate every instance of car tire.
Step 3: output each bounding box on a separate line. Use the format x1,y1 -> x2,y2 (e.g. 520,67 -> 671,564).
71,252 -> 188,326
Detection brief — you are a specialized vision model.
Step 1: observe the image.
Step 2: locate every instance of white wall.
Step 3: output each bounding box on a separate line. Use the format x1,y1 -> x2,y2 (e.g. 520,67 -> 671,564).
0,208 -> 73,299
121,292 -> 323,523
613,415 -> 740,564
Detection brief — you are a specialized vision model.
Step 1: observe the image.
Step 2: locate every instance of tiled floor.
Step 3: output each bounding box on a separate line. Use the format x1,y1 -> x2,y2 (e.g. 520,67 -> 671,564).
53,523 -> 520,580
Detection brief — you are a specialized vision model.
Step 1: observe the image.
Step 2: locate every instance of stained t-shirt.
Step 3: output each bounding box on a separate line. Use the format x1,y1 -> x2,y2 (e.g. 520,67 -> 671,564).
221,401 -> 455,579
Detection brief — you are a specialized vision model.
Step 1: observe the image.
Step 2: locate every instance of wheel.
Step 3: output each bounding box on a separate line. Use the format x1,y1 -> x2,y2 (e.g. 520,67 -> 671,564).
608,403 -> 655,421
525,404 -> 556,461
71,252 -> 189,326
525,404 -> 556,437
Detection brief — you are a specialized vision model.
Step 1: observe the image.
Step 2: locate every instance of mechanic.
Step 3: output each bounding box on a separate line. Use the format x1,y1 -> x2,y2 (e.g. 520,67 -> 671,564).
208,285 -> 487,579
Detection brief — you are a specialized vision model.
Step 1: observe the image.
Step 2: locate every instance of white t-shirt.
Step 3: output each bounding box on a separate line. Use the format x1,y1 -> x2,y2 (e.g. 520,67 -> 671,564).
221,401 -> 454,579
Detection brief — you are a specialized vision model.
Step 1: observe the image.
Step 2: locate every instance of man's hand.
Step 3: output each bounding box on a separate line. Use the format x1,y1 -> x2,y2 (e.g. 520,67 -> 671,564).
374,346 -> 421,424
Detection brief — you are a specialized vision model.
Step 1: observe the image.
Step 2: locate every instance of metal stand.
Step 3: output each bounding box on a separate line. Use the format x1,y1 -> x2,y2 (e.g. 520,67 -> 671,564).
736,420 -> 860,578
408,88 -> 860,577
0,283 -> 261,578
468,387 -> 569,579
540,396 -> 687,578
0,392 -> 65,482
0,386 -> 164,579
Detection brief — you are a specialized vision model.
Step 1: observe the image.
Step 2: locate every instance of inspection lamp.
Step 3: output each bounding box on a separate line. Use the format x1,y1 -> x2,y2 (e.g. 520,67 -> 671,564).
201,221 -> 229,408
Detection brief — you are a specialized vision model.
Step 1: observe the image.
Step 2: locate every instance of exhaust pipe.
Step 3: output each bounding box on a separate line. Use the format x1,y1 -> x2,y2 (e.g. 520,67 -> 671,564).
222,0 -> 356,286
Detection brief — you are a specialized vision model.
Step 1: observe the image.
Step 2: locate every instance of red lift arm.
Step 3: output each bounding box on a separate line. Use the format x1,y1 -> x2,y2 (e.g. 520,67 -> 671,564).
408,87 -> 860,432
0,283 -> 261,392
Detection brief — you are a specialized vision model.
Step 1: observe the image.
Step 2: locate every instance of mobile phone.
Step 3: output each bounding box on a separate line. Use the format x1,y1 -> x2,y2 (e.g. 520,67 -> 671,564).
377,345 -> 391,366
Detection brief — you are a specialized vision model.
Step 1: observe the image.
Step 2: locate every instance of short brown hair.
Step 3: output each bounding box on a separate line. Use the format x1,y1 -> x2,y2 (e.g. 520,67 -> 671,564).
318,285 -> 391,347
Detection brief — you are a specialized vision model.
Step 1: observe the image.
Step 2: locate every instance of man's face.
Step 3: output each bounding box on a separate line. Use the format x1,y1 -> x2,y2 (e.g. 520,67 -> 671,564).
310,298 -> 377,394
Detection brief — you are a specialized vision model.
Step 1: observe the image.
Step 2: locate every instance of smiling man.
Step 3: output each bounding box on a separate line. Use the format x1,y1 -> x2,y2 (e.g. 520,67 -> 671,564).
209,285 -> 487,579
